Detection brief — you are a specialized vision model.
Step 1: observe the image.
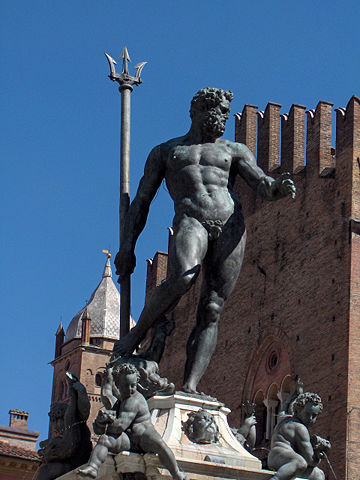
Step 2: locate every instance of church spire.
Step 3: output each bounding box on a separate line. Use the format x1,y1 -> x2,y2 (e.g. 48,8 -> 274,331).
102,250 -> 112,278
55,321 -> 65,358
81,306 -> 91,345
56,321 -> 64,336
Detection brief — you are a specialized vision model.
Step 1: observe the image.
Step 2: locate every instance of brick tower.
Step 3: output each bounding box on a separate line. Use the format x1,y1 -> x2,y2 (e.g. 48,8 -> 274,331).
146,95 -> 360,480
50,254 -> 123,439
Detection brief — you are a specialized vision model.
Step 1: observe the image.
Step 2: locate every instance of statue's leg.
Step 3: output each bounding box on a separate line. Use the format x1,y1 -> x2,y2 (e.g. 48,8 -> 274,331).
140,428 -> 188,480
306,466 -> 325,480
78,434 -> 124,478
113,216 -> 208,355
269,458 -> 308,480
268,448 -> 308,480
183,217 -> 247,393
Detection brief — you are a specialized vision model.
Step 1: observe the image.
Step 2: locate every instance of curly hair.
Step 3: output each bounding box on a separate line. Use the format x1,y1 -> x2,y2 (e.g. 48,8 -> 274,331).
112,362 -> 140,382
190,87 -> 233,119
293,392 -> 323,415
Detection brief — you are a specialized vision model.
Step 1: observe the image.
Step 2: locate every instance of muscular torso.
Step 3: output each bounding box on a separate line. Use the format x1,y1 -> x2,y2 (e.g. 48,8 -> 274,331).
107,392 -> 152,437
271,417 -> 310,452
163,138 -> 238,223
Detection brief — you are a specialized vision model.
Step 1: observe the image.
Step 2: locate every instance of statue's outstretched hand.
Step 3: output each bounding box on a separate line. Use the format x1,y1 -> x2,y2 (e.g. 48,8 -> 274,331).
244,414 -> 257,427
271,172 -> 296,199
115,248 -> 136,283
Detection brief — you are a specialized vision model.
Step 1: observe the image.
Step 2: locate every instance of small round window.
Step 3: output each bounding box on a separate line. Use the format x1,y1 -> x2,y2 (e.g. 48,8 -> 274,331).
266,347 -> 280,374
268,351 -> 278,370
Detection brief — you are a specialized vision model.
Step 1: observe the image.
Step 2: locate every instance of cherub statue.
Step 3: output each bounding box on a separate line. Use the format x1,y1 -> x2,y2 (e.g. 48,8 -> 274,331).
268,392 -> 331,480
37,372 -> 92,480
102,354 -> 174,409
231,401 -> 257,451
78,363 -> 188,480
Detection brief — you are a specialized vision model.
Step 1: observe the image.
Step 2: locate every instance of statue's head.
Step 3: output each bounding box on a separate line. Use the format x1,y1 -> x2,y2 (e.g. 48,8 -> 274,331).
293,392 -> 323,426
112,363 -> 140,399
190,87 -> 233,140
49,403 -> 67,435
183,409 -> 219,444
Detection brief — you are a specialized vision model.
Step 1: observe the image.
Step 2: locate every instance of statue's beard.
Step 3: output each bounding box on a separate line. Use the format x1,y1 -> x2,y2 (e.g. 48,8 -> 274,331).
202,114 -> 226,139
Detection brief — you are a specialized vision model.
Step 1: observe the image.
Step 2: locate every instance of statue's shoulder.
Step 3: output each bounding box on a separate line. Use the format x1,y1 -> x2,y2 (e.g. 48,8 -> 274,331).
217,138 -> 248,155
284,417 -> 309,436
147,137 -> 185,165
148,140 -> 173,160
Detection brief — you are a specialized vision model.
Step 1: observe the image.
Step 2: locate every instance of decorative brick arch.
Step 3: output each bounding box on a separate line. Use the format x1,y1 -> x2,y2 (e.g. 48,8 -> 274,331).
242,326 -> 294,402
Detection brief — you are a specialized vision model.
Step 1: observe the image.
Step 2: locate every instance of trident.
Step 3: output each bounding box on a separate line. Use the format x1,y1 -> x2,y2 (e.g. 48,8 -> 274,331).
105,47 -> 147,338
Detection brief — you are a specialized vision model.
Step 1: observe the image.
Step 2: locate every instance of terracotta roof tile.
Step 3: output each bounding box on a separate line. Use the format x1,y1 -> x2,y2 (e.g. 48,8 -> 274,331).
0,441 -> 41,461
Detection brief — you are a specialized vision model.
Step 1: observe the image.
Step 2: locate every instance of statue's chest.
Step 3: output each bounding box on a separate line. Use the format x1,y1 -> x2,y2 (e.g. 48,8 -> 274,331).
168,145 -> 231,171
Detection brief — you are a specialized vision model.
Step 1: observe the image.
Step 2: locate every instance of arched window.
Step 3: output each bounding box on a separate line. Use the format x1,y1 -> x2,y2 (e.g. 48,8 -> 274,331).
264,383 -> 279,440
254,390 -> 266,445
95,373 -> 102,387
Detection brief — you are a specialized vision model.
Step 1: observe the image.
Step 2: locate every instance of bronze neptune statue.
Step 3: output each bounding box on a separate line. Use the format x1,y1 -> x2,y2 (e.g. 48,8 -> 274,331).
114,88 -> 295,393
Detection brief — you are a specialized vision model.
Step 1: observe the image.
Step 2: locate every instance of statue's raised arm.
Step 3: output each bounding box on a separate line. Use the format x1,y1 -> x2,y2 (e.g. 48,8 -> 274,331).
114,145 -> 166,282
229,141 -> 296,201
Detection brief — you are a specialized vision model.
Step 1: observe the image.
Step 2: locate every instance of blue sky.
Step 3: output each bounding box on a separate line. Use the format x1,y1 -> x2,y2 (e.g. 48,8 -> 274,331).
1,1 -> 359,443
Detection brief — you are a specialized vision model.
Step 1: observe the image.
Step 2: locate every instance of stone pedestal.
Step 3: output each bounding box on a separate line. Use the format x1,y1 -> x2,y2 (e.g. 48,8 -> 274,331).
58,393 -> 277,480
148,392 -> 265,472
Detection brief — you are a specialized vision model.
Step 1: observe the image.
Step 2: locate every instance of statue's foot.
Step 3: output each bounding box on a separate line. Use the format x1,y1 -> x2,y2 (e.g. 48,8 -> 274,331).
173,470 -> 189,480
77,465 -> 98,478
181,386 -> 218,402
181,383 -> 199,395
112,332 -> 138,357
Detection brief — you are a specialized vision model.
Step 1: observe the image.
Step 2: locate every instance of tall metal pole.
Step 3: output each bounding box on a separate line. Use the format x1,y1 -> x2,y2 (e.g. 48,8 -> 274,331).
105,47 -> 147,338
119,85 -> 131,338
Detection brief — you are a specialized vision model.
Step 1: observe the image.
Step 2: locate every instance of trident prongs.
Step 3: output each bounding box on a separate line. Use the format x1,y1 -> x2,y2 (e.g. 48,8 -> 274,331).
105,46 -> 147,89
104,53 -> 117,80
119,46 -> 130,74
134,62 -> 147,82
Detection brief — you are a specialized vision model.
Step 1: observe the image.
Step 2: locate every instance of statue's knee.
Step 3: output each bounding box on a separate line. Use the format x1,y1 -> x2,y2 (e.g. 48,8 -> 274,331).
295,456 -> 308,473
202,298 -> 224,324
174,270 -> 198,294
311,467 -> 325,480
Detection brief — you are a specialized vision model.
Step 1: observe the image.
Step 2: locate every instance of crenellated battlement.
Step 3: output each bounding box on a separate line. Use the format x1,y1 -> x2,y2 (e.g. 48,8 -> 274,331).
281,104 -> 306,174
234,95 -> 360,180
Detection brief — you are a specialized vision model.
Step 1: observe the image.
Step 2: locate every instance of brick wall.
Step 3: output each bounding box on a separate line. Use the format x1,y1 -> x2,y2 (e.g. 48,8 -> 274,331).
49,337 -> 115,441
145,251 -> 169,302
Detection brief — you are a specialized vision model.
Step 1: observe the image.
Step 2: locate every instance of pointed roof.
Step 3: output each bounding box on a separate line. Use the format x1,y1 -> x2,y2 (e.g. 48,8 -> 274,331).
56,322 -> 64,336
102,256 -> 112,278
65,257 -> 122,342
